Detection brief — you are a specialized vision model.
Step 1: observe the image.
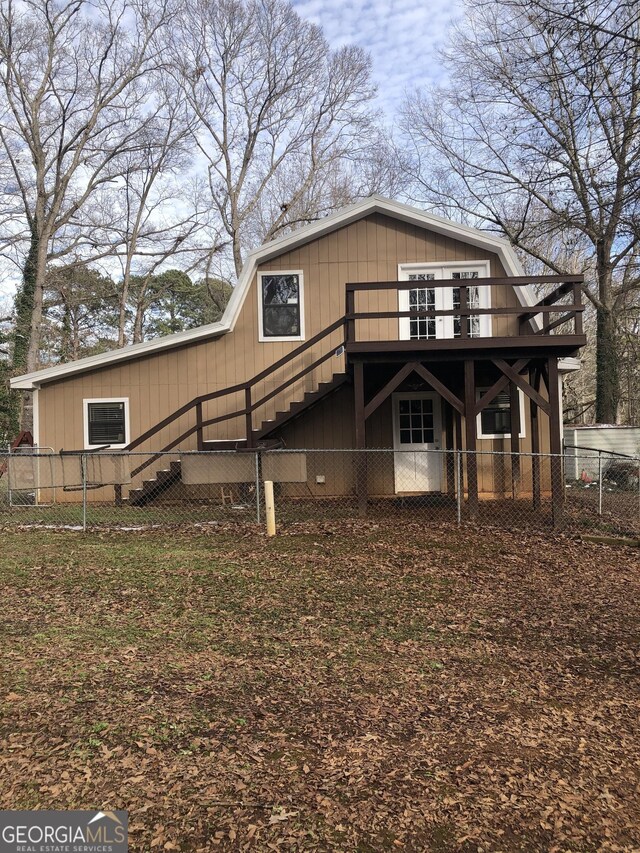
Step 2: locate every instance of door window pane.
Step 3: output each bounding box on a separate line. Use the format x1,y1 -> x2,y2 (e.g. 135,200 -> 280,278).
408,273 -> 436,339
398,398 -> 435,445
452,271 -> 480,338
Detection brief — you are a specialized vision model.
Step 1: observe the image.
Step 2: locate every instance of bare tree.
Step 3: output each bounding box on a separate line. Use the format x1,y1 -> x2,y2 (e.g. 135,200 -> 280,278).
400,0 -> 640,423
170,0 -> 379,276
509,0 -> 640,49
0,0 -> 172,426
90,84 -> 223,346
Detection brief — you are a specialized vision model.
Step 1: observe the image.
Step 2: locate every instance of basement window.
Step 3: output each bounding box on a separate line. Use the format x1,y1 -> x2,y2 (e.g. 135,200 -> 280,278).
476,388 -> 526,440
258,271 -> 304,341
84,398 -> 129,449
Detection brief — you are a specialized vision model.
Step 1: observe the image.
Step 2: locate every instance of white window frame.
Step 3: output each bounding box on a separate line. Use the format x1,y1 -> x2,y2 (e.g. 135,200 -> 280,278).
476,387 -> 526,440
83,397 -> 130,450
397,260 -> 492,340
257,270 -> 305,342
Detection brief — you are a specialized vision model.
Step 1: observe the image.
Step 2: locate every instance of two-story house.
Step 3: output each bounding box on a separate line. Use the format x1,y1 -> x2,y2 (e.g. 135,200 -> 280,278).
10,196 -> 585,514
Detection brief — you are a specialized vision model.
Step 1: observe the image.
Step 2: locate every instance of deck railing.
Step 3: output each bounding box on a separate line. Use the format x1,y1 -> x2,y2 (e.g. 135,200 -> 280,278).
345,274 -> 585,345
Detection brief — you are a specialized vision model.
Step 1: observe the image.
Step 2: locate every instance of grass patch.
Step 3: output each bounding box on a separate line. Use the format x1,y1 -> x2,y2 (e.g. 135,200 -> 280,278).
1,523 -> 639,850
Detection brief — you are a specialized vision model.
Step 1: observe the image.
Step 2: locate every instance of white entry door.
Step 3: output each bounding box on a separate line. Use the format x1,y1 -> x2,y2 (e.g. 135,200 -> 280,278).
393,392 -> 443,493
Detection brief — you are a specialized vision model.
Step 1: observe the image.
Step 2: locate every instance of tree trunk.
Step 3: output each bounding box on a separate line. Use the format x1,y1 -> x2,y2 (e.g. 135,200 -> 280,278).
12,230 -> 39,373
25,238 -> 48,374
595,304 -> 619,423
118,258 -> 133,347
133,302 -> 145,343
232,230 -> 243,278
60,297 -> 72,362
12,227 -> 47,432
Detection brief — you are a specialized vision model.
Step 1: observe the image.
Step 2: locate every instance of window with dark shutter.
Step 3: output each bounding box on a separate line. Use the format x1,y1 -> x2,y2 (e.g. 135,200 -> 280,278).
480,392 -> 512,436
87,402 -> 126,445
261,273 -> 301,338
477,389 -> 524,438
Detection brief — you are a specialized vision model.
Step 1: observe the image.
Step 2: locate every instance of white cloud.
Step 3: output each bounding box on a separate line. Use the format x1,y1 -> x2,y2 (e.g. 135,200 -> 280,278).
292,0 -> 459,114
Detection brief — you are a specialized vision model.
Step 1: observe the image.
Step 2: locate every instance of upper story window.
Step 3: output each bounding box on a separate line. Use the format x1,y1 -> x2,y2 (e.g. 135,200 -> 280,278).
258,271 -> 305,341
84,398 -> 129,449
398,262 -> 491,341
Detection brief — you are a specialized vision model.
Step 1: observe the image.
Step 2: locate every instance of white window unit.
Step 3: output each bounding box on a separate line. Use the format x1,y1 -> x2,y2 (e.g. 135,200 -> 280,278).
257,270 -> 305,342
83,398 -> 130,449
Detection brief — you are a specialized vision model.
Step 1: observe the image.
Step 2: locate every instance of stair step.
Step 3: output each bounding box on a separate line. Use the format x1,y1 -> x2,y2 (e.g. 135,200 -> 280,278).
253,372 -> 349,440
202,442 -> 248,451
129,460 -> 182,507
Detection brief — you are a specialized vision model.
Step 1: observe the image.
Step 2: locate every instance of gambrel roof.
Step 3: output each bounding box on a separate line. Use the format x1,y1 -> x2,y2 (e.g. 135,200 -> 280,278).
12,195 -> 535,390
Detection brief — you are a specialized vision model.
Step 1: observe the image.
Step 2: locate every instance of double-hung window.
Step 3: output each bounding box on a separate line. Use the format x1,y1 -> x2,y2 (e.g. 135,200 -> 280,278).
84,398 -> 129,448
258,271 -> 304,341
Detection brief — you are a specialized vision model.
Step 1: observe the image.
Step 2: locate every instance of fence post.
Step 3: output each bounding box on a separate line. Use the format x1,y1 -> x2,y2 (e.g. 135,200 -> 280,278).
264,480 -> 276,537
6,444 -> 11,507
81,453 -> 87,533
255,450 -> 261,525
598,451 -> 603,516
455,450 -> 462,527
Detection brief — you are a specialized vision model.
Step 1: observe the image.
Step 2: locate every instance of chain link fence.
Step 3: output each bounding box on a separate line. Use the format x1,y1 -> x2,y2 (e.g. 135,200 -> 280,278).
0,446 -> 638,538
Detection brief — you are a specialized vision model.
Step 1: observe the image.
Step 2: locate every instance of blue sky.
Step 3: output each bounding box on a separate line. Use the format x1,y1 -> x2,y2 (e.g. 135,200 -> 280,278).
291,0 -> 459,114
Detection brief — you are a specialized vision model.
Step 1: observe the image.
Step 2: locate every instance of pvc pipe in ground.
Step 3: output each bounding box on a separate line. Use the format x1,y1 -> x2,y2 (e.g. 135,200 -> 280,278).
264,479 -> 276,537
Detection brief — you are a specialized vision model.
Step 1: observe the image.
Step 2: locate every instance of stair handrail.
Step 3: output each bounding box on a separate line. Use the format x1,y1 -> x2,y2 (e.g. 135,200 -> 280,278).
126,316 -> 346,474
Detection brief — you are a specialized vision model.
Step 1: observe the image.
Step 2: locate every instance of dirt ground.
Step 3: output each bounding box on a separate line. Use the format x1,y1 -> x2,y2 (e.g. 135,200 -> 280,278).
1,521 -> 639,851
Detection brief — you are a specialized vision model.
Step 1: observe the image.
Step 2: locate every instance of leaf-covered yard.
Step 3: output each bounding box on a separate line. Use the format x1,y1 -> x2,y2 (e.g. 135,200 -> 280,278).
1,522 -> 639,851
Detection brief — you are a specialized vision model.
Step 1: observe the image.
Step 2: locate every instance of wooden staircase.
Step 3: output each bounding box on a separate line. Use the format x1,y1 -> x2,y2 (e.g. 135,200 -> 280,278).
127,372 -> 349,504
129,459 -> 182,507
203,371 -> 350,450
255,370 -> 350,441
125,316 -> 348,483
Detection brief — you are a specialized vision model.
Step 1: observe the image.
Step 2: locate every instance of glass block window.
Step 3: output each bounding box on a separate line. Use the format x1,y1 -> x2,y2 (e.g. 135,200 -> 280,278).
398,398 -> 435,445
261,273 -> 301,338
87,401 -> 126,445
408,273 -> 436,339
452,271 -> 480,338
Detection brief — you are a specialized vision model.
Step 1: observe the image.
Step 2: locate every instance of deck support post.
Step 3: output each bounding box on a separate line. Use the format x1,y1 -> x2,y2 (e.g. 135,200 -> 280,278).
245,387 -> 254,448
196,401 -> 204,451
529,366 -> 541,510
463,359 -> 478,518
509,380 -> 521,499
353,360 -> 367,516
547,356 -> 564,526
444,402 -> 455,497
